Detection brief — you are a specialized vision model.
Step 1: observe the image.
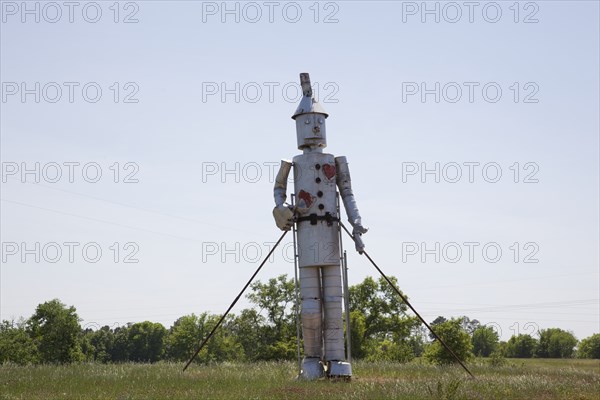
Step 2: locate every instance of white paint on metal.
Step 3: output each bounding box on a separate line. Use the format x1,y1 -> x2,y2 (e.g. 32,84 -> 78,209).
273,73 -> 368,380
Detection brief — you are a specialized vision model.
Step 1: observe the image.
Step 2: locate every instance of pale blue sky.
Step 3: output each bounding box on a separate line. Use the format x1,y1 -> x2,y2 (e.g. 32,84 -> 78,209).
1,1 -> 598,341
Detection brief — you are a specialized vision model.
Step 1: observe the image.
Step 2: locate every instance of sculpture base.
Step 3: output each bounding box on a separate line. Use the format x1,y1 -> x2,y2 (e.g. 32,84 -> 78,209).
327,361 -> 352,379
299,358 -> 324,380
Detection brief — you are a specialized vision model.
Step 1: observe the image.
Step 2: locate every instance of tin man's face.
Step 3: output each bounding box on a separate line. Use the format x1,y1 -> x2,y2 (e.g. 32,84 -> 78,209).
296,113 -> 327,149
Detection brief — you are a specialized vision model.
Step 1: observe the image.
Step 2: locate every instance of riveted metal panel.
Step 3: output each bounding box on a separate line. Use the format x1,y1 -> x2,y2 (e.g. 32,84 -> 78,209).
293,152 -> 340,268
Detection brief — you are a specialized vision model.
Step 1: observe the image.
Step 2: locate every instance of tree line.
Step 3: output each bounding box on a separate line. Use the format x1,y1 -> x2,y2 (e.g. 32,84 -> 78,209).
1,275 -> 598,365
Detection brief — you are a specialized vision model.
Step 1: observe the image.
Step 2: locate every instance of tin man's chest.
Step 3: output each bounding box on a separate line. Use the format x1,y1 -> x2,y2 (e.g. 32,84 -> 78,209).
292,153 -> 337,216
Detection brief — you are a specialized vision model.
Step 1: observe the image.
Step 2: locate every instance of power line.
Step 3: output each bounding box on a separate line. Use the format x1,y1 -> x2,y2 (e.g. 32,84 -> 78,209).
4,177 -> 257,235
410,271 -> 600,291
1,198 -> 206,243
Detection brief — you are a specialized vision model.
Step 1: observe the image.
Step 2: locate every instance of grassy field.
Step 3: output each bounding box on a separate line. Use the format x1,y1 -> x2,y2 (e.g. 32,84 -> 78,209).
1,359 -> 598,400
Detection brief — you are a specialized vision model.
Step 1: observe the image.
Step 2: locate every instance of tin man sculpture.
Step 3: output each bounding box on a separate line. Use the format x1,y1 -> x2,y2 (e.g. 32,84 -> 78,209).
272,73 -> 368,379
183,73 -> 474,380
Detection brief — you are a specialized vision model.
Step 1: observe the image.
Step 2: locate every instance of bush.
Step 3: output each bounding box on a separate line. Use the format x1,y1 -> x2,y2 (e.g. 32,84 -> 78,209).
424,318 -> 473,365
472,326 -> 499,357
505,334 -> 537,358
536,328 -> 577,358
577,333 -> 600,359
487,350 -> 507,367
0,319 -> 39,365
365,339 -> 415,363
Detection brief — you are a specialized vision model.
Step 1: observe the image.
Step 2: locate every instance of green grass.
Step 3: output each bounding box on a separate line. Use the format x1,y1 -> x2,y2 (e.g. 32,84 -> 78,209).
1,359 -> 598,399
506,357 -> 600,372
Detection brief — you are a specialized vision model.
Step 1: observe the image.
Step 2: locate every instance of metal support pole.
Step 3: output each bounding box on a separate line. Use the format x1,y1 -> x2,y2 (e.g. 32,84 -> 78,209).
342,250 -> 351,363
339,223 -> 475,379
183,230 -> 289,371
291,194 -> 302,376
336,192 -> 351,362
319,266 -> 325,360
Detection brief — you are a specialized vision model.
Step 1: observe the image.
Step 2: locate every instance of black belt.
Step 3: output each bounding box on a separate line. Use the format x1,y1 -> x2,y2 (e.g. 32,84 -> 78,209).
296,212 -> 339,226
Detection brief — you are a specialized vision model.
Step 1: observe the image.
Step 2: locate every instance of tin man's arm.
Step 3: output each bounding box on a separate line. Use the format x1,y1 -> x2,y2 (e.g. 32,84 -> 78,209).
335,156 -> 368,253
273,160 -> 294,231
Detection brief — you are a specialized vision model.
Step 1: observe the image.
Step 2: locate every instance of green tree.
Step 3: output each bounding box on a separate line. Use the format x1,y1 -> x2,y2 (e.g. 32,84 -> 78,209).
246,275 -> 297,360
79,328 -> 96,362
165,313 -> 243,363
407,325 -> 427,357
472,325 -> 499,357
460,316 -> 481,335
26,299 -> 83,363
349,310 -> 367,359
349,276 -> 418,362
247,275 -> 295,331
111,325 -> 131,362
577,333 -> 600,359
0,319 -> 39,364
536,328 -> 578,358
350,276 -> 411,338
231,309 -> 266,361
505,334 -> 537,358
234,307 -> 297,361
198,314 -> 244,363
429,316 -> 447,339
496,340 -> 507,355
127,321 -> 167,362
165,314 -> 204,361
87,326 -> 115,363
423,318 -> 473,365
365,339 -> 414,362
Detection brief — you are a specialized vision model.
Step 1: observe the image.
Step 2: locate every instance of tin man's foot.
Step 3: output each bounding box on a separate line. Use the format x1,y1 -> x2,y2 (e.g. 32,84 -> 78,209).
299,358 -> 324,380
327,361 -> 352,379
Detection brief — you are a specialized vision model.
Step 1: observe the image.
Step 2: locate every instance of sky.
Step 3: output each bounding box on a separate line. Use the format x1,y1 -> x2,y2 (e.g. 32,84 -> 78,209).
0,0 -> 598,342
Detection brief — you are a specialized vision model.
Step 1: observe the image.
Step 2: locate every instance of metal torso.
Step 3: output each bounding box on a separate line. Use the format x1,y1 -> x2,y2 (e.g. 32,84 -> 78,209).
293,152 -> 340,268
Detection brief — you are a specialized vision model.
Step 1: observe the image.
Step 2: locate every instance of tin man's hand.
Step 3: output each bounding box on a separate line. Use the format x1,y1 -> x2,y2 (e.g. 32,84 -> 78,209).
352,224 -> 368,254
273,205 -> 294,231
353,224 -> 368,235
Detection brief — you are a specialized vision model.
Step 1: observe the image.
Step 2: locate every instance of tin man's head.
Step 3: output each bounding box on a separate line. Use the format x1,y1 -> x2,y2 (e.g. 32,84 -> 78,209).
291,73 -> 328,150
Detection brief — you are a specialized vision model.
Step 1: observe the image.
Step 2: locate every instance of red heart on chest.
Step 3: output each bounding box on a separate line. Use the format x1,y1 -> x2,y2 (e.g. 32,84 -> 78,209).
322,163 -> 336,180
298,190 -> 314,208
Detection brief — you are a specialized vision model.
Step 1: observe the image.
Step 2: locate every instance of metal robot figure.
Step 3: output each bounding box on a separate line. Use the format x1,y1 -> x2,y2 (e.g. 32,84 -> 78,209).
272,73 -> 368,380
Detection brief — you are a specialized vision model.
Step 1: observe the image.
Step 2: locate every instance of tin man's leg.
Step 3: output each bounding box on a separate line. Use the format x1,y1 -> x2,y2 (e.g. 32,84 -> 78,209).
299,266 -> 324,379
322,264 -> 345,361
322,264 -> 352,377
